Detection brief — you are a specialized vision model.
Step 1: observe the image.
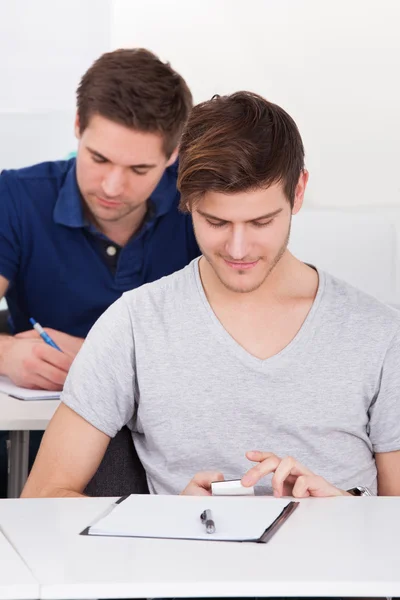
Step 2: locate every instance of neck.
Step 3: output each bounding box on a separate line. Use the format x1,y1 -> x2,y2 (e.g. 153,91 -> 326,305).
200,252 -> 317,307
91,204 -> 148,247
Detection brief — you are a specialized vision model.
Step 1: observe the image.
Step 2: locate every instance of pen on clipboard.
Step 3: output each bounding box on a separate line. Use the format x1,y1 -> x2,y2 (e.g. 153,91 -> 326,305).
200,509 -> 215,534
29,318 -> 62,352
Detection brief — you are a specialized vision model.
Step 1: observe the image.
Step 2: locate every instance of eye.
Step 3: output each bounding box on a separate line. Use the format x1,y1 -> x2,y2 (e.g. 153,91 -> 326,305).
207,220 -> 226,228
253,219 -> 274,228
131,168 -> 149,176
91,155 -> 106,164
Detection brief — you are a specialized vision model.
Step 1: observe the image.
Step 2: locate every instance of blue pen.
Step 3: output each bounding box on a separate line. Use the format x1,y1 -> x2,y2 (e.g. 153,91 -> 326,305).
29,318 -> 62,352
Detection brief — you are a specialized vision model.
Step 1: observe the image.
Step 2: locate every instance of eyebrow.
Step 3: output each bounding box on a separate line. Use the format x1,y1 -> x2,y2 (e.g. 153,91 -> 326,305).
196,208 -> 283,223
87,147 -> 157,169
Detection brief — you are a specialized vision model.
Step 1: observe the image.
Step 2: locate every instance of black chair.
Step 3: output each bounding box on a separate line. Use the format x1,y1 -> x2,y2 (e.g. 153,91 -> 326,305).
84,426 -> 149,497
0,308 -> 10,333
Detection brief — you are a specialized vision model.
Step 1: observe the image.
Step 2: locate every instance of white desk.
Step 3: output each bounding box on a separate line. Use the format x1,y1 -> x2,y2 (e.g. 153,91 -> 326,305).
0,392 -> 59,498
0,527 -> 39,599
0,496 -> 399,599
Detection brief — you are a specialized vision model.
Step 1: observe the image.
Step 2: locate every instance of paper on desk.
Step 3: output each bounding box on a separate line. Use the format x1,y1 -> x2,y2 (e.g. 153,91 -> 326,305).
0,376 -> 61,401
83,493 -> 296,543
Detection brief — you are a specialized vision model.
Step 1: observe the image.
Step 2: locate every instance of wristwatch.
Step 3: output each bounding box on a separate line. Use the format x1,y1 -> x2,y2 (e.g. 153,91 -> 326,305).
346,486 -> 373,496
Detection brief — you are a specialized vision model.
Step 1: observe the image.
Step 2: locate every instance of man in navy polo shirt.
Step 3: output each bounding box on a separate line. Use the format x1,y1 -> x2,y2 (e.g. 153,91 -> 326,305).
0,47 -> 198,388
0,48 -> 199,495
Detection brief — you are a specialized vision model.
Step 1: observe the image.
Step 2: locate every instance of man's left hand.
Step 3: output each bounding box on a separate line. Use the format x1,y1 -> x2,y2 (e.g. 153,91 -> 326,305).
241,451 -> 349,498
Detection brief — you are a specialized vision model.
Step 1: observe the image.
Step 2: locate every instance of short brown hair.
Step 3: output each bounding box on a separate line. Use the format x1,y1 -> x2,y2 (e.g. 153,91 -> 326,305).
178,91 -> 305,210
77,48 -> 193,157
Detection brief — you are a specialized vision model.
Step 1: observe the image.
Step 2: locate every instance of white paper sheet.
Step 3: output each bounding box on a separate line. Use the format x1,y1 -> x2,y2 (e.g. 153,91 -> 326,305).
0,376 -> 61,401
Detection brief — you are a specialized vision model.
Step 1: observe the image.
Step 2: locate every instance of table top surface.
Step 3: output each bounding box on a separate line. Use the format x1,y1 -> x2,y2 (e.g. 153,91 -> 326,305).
0,527 -> 39,600
0,495 -> 399,600
0,391 -> 59,431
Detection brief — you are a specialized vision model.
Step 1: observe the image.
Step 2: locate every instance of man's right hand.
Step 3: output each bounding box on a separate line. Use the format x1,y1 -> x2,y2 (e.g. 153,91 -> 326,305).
0,336 -> 74,390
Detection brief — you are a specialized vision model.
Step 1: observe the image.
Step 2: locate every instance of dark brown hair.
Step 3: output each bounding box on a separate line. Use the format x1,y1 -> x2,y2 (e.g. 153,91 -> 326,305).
76,48 -> 193,157
178,91 -> 305,210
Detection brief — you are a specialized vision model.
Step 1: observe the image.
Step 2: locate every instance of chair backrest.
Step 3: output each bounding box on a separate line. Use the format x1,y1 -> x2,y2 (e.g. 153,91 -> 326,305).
84,426 -> 149,497
0,309 -> 10,334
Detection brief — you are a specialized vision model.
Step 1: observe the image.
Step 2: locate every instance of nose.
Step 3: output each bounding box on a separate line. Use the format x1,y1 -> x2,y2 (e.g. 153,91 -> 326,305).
225,225 -> 249,260
101,167 -> 125,198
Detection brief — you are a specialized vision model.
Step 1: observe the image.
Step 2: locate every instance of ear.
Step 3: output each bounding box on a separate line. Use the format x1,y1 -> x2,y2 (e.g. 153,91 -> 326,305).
166,146 -> 179,167
74,113 -> 82,140
292,170 -> 309,216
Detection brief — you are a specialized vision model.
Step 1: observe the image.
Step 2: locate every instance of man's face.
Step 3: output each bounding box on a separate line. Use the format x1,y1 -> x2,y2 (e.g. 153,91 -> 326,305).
192,177 -> 307,294
75,114 -> 177,226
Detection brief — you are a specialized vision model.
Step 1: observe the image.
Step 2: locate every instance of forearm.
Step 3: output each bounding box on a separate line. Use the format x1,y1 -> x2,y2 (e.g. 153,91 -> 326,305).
376,451 -> 400,495
377,481 -> 400,496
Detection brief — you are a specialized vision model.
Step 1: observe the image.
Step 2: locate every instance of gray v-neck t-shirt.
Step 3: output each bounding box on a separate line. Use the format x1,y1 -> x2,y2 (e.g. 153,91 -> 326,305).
62,258 -> 400,495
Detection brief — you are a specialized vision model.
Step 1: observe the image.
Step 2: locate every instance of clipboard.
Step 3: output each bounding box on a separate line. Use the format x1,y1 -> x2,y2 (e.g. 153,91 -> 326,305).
81,493 -> 299,543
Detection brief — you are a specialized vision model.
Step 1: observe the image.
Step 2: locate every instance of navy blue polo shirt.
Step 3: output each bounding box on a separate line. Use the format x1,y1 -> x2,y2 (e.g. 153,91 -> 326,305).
0,159 -> 200,337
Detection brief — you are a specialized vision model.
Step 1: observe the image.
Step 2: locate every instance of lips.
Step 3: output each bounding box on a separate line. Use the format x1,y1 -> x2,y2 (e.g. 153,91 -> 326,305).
96,196 -> 122,208
223,259 -> 259,270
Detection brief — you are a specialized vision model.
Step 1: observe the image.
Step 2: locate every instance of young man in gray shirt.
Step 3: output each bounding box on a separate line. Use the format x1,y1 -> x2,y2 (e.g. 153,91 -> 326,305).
22,92 -> 400,499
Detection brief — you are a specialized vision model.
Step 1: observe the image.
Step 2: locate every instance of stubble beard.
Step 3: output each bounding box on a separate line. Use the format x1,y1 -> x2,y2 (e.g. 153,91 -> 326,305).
202,223 -> 291,294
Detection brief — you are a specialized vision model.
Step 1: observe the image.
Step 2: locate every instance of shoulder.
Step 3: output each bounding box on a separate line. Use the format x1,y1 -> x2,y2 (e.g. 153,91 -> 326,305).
1,159 -> 73,185
321,269 -> 400,338
1,159 -> 74,202
0,159 -> 74,215
122,259 -> 198,315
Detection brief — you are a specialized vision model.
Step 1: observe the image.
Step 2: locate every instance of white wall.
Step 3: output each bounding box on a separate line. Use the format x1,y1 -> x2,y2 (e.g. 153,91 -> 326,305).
289,208 -> 400,305
111,0 -> 400,211
0,0 -> 111,170
2,0 -> 400,209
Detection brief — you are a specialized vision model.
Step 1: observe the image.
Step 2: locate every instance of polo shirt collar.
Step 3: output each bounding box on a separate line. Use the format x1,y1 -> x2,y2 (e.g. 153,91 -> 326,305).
53,160 -> 85,228
148,158 -> 179,218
